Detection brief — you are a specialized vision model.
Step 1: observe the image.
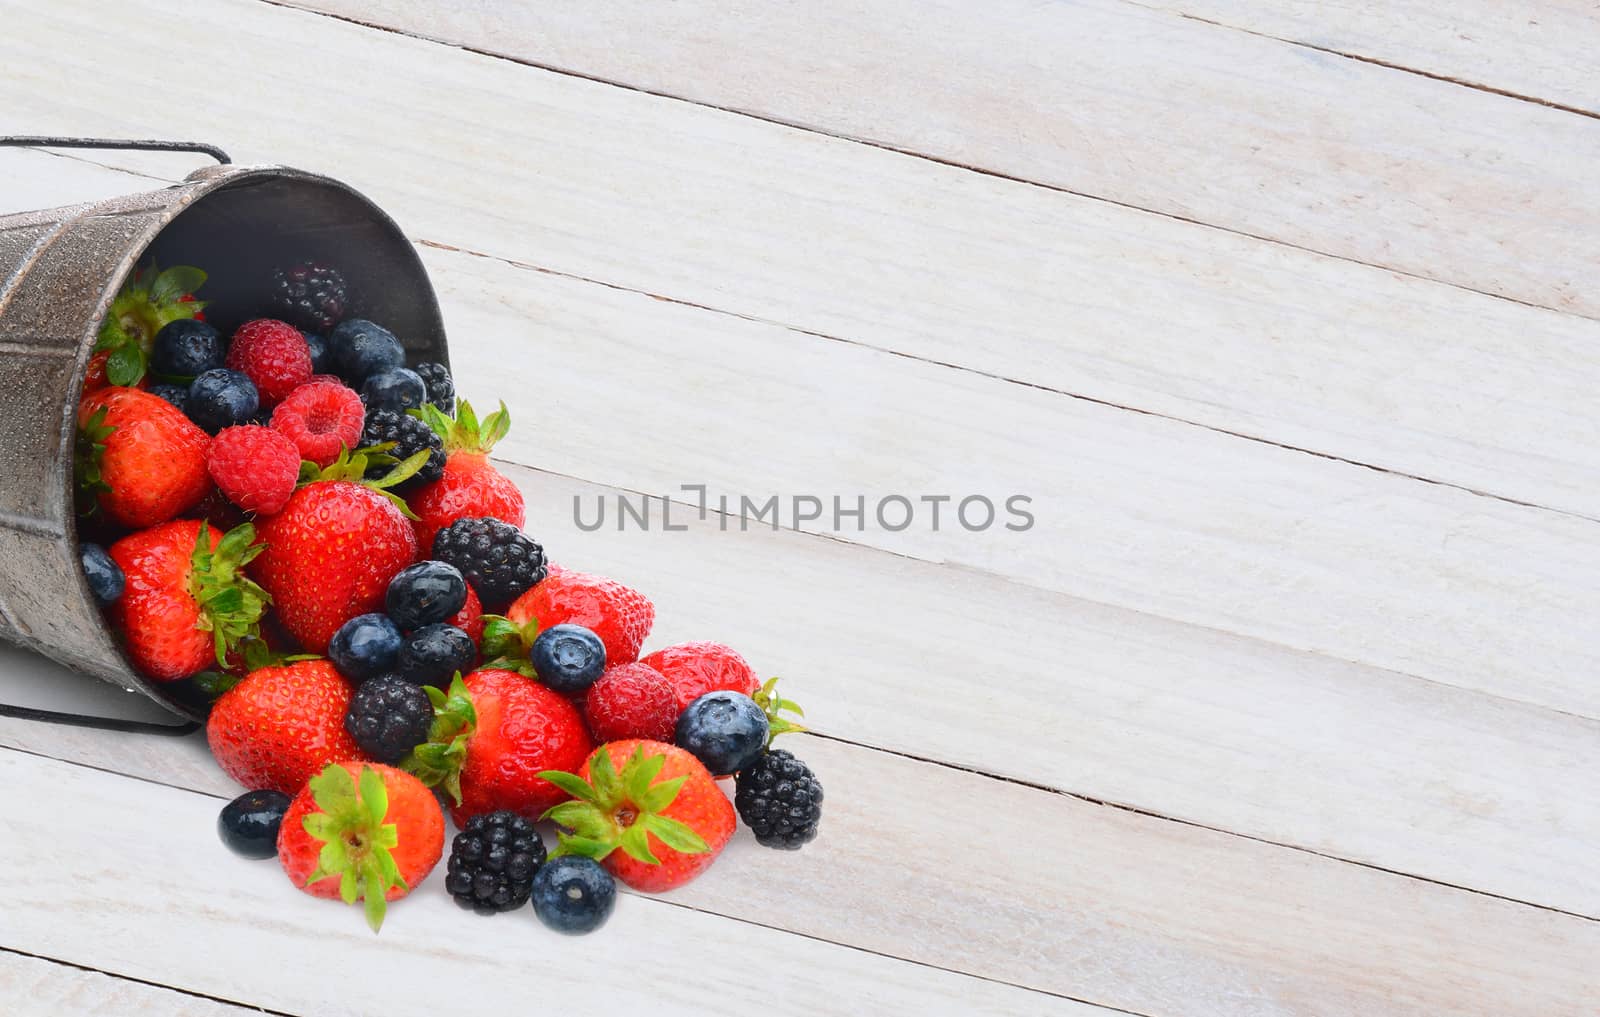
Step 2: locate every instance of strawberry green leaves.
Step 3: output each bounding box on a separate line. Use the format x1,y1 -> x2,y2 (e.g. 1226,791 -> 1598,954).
399,673 -> 477,805
301,763 -> 407,933
477,613 -> 539,677
539,746 -> 710,866
753,676 -> 807,746
73,406 -> 115,515
189,522 -> 272,668
414,399 -> 510,456
94,262 -> 208,386
299,444 -> 432,519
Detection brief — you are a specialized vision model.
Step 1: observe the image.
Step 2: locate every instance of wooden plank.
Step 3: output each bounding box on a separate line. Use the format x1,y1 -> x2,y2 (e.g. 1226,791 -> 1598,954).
3,741 -> 1596,1016
2,454 -> 1597,928
423,246 -> 1600,723
5,7 -> 1600,526
1138,1 -> 1600,115
0,749 -> 1091,1017
0,950 -> 264,1017
273,0 -> 1600,318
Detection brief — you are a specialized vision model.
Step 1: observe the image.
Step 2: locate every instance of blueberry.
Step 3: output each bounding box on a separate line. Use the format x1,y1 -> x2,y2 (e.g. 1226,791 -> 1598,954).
675,691 -> 769,775
79,542 -> 124,604
385,560 -> 467,631
149,382 -> 189,412
303,331 -> 331,375
186,368 -> 259,434
328,612 -> 404,682
218,789 -> 291,859
151,319 -> 224,380
398,623 -> 476,687
530,856 -> 616,935
361,367 -> 427,413
329,319 -> 405,385
530,624 -> 606,694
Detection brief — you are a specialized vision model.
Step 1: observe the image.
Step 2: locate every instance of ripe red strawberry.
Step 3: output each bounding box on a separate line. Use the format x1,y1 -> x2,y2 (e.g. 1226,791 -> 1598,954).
449,582 -> 485,645
108,520 -> 268,681
92,263 -> 208,386
226,319 -> 312,407
541,740 -> 735,893
253,449 -> 425,653
408,402 -> 525,549
641,642 -> 760,714
77,388 -> 210,528
403,669 -> 592,827
207,659 -> 366,794
206,424 -> 301,515
506,569 -> 653,665
584,662 -> 677,743
278,762 -> 444,932
271,379 -> 365,468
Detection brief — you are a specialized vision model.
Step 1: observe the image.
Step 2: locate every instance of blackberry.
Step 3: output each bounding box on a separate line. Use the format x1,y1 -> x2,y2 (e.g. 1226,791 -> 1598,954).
149,383 -> 189,413
734,749 -> 823,849
446,810 -> 546,913
269,261 -> 350,333
361,409 -> 444,489
412,361 -> 455,413
343,674 -> 433,764
431,517 -> 547,612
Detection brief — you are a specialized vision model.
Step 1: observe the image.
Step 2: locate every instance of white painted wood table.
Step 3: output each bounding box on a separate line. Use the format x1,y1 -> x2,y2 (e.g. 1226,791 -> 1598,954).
1,2 -> 1597,1014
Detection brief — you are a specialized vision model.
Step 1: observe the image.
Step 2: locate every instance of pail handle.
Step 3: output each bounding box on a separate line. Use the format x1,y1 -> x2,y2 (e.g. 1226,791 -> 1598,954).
0,135 -> 230,166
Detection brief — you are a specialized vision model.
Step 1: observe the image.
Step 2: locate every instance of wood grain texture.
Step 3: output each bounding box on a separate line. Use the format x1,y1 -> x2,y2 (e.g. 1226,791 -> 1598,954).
2,455 -> 1598,930
3,740 -> 1597,1016
278,0 -> 1600,318
1137,1 -> 1600,115
0,951 -> 262,1017
5,3 -> 1600,526
421,245 -> 1600,723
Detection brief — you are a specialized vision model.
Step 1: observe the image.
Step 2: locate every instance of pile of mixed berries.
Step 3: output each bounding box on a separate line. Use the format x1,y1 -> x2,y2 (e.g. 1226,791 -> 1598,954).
78,261 -> 821,935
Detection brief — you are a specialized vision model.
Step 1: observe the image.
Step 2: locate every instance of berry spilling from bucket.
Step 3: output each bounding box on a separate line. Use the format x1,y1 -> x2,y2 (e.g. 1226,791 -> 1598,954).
75,261 -> 822,934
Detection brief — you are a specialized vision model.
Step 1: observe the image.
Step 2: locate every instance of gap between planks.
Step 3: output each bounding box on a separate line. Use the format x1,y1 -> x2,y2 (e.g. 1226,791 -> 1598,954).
0,946 -> 290,1017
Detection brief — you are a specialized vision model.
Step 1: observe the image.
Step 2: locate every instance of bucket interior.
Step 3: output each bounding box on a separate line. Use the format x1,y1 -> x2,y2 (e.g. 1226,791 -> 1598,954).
70,169 -> 449,717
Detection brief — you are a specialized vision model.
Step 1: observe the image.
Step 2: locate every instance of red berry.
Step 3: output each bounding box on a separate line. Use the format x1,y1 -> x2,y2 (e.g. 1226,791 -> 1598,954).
206,425 -> 301,515
271,380 -> 365,468
226,319 -> 312,406
584,662 -> 678,743
640,642 -> 760,714
450,583 -> 485,645
506,570 -> 654,664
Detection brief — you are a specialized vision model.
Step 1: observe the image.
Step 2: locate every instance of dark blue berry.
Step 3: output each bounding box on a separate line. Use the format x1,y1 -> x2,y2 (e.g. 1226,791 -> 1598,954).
303,331 -> 332,374
329,319 -> 405,386
149,383 -> 189,412
675,691 -> 769,775
328,612 -> 404,682
385,560 -> 467,631
530,856 -> 616,934
218,789 -> 291,859
151,319 -> 224,379
446,811 -> 546,914
80,542 -> 123,604
398,623 -> 476,687
361,367 -> 426,413
186,368 -> 259,434
530,624 -> 605,694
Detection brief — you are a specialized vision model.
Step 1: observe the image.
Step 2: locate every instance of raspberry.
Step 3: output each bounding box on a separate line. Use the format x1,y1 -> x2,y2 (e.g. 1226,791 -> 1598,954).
445,810 -> 546,914
431,517 -> 546,612
268,261 -> 351,333
583,662 -> 677,743
206,425 -> 302,515
225,319 -> 312,406
506,570 -> 653,664
361,409 -> 445,491
735,749 -> 823,849
271,380 -> 365,468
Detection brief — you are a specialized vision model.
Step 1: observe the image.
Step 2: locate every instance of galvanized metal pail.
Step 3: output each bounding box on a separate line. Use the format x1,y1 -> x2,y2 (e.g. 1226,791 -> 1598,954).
0,138 -> 449,720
